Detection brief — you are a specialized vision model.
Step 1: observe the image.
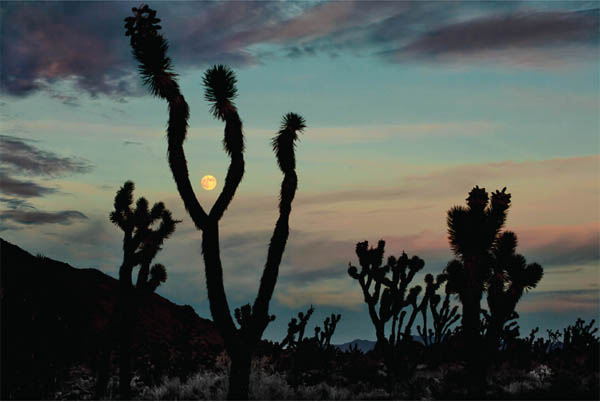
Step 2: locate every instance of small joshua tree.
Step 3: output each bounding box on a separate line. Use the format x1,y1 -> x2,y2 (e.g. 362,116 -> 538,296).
412,273 -> 460,346
486,231 -> 543,350
125,6 -> 306,399
281,305 -> 314,349
314,313 -> 341,350
347,240 -> 425,352
428,278 -> 461,345
108,180 -> 177,399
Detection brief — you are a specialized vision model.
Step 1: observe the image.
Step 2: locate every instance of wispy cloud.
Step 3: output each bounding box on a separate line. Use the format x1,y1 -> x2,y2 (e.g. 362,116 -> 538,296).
383,9 -> 599,66
0,172 -> 57,198
519,290 -> 599,313
0,134 -> 93,229
0,209 -> 88,226
2,2 -> 596,99
0,135 -> 93,177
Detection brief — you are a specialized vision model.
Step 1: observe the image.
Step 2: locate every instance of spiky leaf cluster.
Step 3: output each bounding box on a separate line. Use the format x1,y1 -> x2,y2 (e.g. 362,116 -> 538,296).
203,65 -> 238,121
447,186 -> 511,259
445,186 -> 513,297
125,5 -> 179,99
491,231 -> 543,292
272,113 -> 306,174
486,231 -> 543,338
144,263 -> 167,291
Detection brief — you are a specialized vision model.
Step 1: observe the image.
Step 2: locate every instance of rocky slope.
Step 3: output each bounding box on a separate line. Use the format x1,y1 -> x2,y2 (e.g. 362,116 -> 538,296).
0,238 -> 223,399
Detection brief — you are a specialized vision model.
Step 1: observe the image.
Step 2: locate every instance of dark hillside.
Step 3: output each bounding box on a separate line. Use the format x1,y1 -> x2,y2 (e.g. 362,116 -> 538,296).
0,238 -> 223,399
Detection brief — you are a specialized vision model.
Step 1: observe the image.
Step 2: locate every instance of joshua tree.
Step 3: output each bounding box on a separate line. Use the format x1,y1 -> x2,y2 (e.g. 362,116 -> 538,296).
347,240 -> 425,352
410,273 -> 460,346
486,231 -> 543,350
281,305 -> 314,349
428,278 -> 461,345
444,185 -> 511,376
108,180 -> 177,399
314,313 -> 341,350
125,6 -> 306,399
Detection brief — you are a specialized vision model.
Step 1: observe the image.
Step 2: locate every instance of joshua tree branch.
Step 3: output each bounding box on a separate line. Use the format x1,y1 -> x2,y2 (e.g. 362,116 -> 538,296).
252,171 -> 297,337
202,219 -> 238,344
210,111 -> 245,221
166,96 -> 210,231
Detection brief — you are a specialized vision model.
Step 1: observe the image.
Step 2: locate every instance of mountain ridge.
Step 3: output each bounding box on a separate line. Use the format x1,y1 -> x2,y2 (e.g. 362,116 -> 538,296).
0,237 -> 224,399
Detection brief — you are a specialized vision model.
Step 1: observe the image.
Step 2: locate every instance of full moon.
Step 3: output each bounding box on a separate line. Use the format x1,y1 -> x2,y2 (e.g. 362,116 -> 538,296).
201,175 -> 217,191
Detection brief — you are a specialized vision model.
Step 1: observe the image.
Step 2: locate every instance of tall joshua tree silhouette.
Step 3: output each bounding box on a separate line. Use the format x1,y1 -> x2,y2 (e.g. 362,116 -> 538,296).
108,180 -> 177,399
125,6 -> 306,399
444,186 -> 511,381
486,231 -> 543,351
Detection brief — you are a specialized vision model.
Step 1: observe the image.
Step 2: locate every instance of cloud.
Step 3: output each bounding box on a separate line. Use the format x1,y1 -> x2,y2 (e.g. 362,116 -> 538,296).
0,2 -> 267,98
383,9 -> 599,66
517,222 -> 599,267
123,140 -> 143,146
0,209 -> 88,226
0,2 -> 145,98
0,172 -> 56,197
0,197 -> 35,210
518,290 -> 599,313
4,2 -> 596,100
0,135 -> 93,177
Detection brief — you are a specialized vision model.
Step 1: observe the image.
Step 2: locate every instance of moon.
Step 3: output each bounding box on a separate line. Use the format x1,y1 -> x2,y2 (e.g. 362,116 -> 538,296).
201,175 -> 217,191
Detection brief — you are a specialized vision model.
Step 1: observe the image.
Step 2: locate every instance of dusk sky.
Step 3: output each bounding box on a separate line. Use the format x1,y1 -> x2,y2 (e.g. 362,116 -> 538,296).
1,1 -> 598,343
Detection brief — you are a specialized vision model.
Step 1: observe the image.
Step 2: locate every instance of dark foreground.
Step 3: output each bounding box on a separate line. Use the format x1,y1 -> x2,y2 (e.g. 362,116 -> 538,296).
1,238 -> 598,400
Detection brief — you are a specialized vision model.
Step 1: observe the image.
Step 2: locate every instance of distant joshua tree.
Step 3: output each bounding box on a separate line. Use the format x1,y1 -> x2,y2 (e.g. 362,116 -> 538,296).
281,306 -> 314,349
348,240 -> 425,352
314,313 -> 341,350
108,180 -> 178,399
125,6 -> 306,399
410,273 -> 460,347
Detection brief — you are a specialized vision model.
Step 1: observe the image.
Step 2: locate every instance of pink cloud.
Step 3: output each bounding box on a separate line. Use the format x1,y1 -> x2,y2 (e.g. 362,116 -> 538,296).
519,291 -> 598,313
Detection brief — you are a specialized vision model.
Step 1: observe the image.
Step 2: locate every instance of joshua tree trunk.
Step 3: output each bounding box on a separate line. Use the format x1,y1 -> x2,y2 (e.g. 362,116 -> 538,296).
461,260 -> 484,388
136,262 -> 150,288
228,349 -> 252,400
486,313 -> 505,354
201,220 -> 237,346
118,281 -> 134,400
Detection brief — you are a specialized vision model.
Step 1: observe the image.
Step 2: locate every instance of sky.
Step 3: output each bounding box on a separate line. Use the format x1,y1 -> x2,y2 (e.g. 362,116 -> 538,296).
0,1 -> 598,344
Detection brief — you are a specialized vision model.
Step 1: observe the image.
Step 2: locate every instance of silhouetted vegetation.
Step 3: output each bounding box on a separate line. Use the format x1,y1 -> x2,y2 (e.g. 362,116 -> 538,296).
5,240 -> 597,400
2,2 -> 597,399
281,306 -> 314,349
125,5 -> 306,399
107,180 -> 178,399
443,185 -> 512,386
315,313 -> 342,351
347,240 -> 430,387
443,186 -> 544,389
348,240 -> 425,350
